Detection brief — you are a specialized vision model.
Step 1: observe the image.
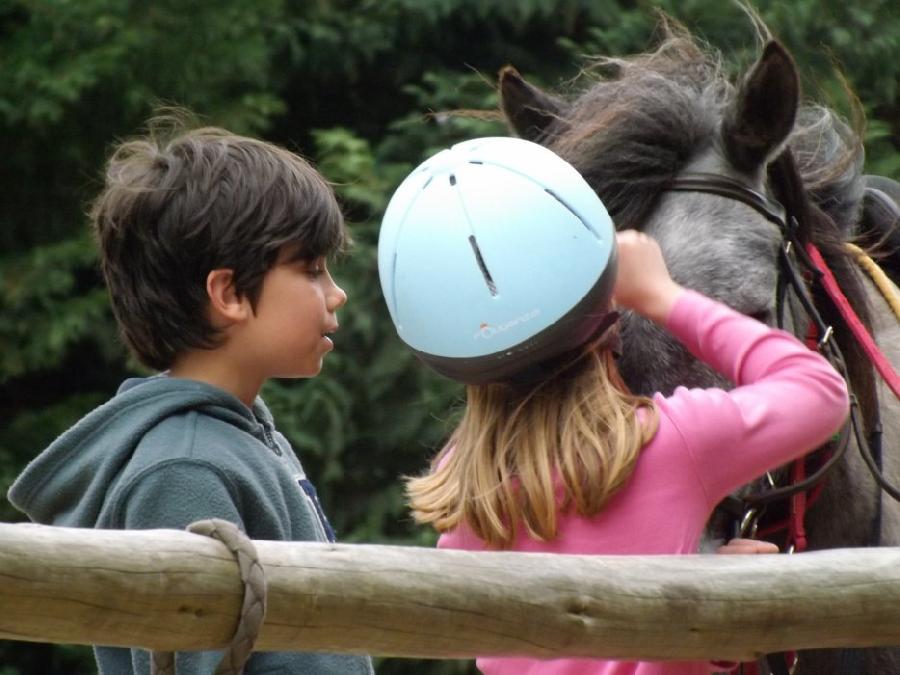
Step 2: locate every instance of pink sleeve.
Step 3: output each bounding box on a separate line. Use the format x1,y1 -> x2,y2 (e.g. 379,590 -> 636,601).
659,289 -> 849,507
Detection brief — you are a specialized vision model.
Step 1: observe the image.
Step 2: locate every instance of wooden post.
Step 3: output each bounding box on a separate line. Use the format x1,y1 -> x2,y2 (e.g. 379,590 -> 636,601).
1,522 -> 899,661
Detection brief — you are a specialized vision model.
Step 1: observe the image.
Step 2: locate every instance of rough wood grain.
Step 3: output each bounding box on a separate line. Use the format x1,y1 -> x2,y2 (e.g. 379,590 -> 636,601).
1,522 -> 899,660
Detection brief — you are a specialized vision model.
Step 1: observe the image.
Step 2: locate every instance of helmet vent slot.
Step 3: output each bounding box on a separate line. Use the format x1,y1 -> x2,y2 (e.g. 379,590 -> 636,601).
545,189 -> 600,239
389,251 -> 400,322
467,235 -> 498,296
449,174 -> 457,186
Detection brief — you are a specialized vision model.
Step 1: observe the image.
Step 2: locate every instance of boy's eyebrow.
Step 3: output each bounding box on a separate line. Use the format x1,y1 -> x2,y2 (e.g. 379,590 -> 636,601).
278,244 -> 315,264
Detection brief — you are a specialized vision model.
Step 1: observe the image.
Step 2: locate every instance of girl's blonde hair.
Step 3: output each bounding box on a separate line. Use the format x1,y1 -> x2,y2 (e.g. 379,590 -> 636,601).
407,343 -> 659,548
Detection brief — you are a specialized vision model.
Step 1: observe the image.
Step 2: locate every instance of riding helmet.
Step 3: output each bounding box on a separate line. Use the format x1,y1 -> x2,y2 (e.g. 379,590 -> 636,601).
378,136 -> 617,385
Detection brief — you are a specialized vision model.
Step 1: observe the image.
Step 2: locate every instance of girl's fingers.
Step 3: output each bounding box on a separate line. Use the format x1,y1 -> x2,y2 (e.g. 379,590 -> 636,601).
716,538 -> 780,555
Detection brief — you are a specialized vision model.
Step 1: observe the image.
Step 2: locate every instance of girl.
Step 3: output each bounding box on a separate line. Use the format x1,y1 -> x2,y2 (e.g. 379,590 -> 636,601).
379,137 -> 848,675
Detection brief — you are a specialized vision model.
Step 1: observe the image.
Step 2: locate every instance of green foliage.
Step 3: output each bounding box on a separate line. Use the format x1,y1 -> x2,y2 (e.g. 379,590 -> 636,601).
0,0 -> 288,130
1,0 -> 898,673
0,235 -> 111,381
554,0 -> 900,175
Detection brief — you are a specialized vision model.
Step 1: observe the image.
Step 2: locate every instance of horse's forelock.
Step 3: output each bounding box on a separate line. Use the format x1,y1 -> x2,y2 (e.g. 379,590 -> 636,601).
538,30 -> 864,235
542,35 -> 729,229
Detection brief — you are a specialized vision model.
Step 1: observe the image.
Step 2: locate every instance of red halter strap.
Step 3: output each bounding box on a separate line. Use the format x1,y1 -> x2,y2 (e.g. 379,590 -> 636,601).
806,242 -> 900,400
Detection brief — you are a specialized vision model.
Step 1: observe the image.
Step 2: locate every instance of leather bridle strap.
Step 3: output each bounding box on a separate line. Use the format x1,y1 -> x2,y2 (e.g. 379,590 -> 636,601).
665,168 -> 891,675
667,173 -> 787,227
666,172 -> 849,501
665,170 -> 900,506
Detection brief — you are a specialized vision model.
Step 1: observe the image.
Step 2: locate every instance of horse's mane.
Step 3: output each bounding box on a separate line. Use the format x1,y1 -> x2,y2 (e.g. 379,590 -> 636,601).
791,105 -> 866,233
539,22 -> 868,229
538,22 -> 876,425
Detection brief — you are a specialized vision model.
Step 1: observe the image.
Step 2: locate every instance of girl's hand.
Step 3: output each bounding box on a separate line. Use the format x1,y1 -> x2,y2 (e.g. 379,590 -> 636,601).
716,538 -> 780,555
612,230 -> 683,323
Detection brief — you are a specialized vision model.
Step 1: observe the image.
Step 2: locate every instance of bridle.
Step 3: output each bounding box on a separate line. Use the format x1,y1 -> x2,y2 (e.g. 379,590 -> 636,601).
664,165 -> 900,531
624,156 -> 900,675
667,162 -> 900,675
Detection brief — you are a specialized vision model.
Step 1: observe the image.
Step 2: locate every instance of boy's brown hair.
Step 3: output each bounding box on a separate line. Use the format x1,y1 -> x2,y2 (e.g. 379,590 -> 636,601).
91,113 -> 347,370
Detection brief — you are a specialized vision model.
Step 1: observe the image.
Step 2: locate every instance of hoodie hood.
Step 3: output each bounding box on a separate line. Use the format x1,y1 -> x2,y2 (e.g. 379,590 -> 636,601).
7,376 -> 275,527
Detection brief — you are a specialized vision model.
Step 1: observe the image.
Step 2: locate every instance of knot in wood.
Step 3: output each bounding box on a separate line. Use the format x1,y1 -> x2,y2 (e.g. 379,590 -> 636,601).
566,595 -> 593,617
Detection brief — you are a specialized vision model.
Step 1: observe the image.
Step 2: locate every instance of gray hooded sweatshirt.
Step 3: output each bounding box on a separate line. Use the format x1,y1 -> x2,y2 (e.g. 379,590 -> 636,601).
8,375 -> 373,675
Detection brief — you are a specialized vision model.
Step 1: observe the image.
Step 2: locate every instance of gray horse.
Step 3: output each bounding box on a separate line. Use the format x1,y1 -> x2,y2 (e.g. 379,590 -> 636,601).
497,20 -> 900,675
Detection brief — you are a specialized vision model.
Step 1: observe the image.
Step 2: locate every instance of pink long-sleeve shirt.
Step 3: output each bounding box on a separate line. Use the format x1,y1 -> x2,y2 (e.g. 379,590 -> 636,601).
437,289 -> 849,675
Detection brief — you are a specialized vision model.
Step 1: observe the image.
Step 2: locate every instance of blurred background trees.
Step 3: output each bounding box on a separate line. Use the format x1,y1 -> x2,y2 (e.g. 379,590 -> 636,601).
1,0 -> 897,672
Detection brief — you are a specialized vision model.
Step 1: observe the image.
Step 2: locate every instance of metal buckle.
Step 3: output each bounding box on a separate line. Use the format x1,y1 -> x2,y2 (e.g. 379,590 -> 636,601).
739,508 -> 759,539
817,325 -> 834,350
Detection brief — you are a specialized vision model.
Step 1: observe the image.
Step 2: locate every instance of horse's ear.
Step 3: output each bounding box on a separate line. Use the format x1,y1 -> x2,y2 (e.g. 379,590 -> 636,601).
722,41 -> 799,172
499,66 -> 565,142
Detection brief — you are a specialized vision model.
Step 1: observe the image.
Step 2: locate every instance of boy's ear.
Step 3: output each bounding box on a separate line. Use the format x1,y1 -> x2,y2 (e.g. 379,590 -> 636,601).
206,269 -> 250,325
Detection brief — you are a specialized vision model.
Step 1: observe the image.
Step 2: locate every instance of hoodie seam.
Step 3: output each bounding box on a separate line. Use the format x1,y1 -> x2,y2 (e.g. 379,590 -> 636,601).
13,388 -> 248,509
13,390 -> 177,507
108,457 -> 244,529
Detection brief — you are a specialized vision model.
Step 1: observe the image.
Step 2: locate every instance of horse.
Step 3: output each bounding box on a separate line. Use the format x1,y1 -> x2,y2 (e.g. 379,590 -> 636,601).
496,19 -> 900,675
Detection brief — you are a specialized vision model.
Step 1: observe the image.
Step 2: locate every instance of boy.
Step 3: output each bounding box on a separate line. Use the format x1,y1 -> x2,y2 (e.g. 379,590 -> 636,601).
8,116 -> 374,675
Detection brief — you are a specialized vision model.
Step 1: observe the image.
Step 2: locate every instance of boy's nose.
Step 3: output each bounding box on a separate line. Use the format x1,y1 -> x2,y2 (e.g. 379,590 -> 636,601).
328,282 -> 347,311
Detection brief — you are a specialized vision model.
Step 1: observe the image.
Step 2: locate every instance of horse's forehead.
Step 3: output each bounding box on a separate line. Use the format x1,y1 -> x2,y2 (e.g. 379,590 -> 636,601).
646,144 -> 783,259
643,192 -> 782,310
615,190 -> 784,398
647,190 -> 780,251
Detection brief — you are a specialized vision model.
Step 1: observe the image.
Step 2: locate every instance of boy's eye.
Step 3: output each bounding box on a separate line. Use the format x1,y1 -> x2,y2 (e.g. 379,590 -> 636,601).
303,259 -> 325,277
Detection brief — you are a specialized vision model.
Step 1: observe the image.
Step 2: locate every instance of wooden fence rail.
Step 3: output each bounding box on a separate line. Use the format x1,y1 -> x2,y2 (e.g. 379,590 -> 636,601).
1,522 -> 899,662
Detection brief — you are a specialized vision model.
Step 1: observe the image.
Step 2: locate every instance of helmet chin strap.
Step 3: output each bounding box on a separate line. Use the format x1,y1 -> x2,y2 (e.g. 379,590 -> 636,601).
505,310 -> 621,389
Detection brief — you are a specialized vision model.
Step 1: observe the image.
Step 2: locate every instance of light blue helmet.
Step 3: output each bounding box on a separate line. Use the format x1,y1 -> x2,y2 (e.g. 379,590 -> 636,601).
378,136 -> 617,384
